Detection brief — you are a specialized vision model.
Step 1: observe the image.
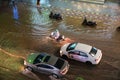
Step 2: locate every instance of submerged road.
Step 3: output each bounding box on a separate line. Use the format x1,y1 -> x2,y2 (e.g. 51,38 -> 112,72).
0,0 -> 120,80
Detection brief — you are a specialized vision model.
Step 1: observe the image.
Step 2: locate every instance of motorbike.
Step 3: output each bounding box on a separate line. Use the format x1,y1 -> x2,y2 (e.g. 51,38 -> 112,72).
82,17 -> 97,27
49,11 -> 62,20
49,34 -> 65,42
48,30 -> 75,45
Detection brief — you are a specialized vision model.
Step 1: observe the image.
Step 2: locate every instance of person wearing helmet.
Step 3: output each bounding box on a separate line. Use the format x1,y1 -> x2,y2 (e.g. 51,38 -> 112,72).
50,29 -> 60,40
50,29 -> 65,42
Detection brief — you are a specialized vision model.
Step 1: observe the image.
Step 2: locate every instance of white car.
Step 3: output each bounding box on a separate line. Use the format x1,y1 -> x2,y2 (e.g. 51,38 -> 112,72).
60,42 -> 102,65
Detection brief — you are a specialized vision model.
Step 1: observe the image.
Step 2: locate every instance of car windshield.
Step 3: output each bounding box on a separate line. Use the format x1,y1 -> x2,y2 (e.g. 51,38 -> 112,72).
89,47 -> 97,57
54,58 -> 64,69
33,53 -> 46,64
66,42 -> 78,51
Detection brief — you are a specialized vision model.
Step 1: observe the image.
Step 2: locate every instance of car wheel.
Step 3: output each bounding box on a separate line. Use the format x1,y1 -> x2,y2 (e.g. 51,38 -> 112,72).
52,74 -> 59,79
27,66 -> 33,72
86,61 -> 92,65
61,55 -> 68,60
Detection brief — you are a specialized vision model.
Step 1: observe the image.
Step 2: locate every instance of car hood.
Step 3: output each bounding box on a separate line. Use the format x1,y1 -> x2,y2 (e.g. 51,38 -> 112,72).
60,43 -> 70,54
26,53 -> 40,64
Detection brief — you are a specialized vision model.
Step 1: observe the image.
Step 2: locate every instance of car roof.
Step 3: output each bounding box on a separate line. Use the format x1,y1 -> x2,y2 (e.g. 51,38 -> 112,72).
46,55 -> 58,65
74,43 -> 92,53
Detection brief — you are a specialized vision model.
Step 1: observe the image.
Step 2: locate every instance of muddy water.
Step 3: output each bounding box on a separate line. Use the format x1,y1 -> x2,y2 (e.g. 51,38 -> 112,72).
0,0 -> 120,80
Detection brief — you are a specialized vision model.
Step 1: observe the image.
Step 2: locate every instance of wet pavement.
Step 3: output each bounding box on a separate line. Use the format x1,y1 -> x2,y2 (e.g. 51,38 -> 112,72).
0,0 -> 120,80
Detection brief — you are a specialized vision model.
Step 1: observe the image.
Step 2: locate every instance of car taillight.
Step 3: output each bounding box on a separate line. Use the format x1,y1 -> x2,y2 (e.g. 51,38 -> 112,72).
95,54 -> 102,62
95,59 -> 99,62
60,69 -> 67,75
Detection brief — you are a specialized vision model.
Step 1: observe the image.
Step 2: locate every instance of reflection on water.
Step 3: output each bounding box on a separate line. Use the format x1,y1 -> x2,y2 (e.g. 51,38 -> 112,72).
30,8 -> 51,25
28,7 -> 53,38
13,5 -> 19,20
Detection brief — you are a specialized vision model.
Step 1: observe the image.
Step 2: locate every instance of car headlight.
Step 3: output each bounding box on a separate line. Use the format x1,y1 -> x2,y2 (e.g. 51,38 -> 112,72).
60,50 -> 63,56
24,60 -> 27,65
60,50 -> 63,54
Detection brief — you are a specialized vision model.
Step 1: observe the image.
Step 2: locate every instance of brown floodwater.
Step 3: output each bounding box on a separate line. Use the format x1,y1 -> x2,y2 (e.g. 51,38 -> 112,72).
0,0 -> 120,80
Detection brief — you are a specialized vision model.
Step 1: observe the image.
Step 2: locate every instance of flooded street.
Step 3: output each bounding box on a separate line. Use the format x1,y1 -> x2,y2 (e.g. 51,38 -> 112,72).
0,0 -> 120,80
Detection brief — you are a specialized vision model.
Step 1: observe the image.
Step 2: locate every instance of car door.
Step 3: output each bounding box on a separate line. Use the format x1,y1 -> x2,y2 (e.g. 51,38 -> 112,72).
68,50 -> 81,61
79,51 -> 88,62
68,50 -> 88,62
36,63 -> 54,75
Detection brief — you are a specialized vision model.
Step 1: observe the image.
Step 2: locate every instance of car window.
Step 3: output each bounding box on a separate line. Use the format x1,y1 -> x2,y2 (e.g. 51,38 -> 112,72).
36,64 -> 54,69
80,52 -> 88,57
43,56 -> 50,62
66,42 -> 78,51
54,58 -> 64,69
69,50 -> 80,55
89,47 -> 97,57
33,54 -> 46,64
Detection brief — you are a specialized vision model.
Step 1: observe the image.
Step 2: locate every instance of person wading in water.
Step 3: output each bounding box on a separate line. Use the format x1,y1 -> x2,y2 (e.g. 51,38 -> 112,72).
37,0 -> 40,7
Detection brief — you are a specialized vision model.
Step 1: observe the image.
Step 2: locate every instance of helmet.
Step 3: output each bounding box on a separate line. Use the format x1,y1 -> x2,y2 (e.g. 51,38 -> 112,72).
55,29 -> 59,32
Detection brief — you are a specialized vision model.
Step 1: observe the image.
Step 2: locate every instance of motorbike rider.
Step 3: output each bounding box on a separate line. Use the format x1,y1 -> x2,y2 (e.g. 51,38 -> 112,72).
50,29 -> 64,41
